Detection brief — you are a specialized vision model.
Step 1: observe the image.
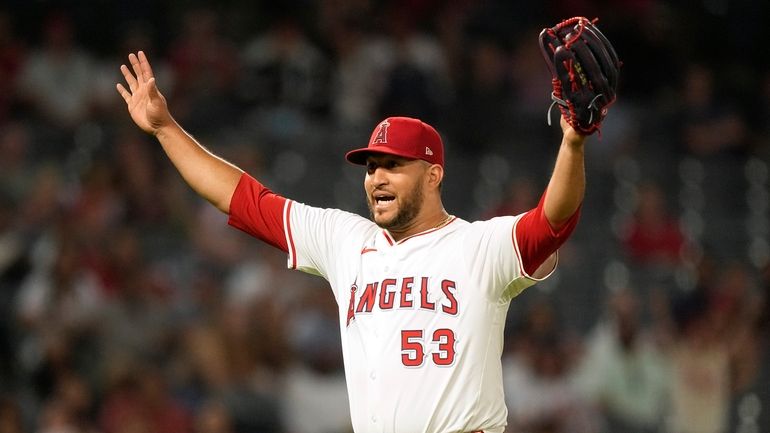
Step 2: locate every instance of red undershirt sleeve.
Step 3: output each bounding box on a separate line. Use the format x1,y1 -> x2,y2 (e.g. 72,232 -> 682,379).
515,191 -> 581,276
227,173 -> 289,252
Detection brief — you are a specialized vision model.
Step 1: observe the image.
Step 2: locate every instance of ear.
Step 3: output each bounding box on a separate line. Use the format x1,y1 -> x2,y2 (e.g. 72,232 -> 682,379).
426,164 -> 444,189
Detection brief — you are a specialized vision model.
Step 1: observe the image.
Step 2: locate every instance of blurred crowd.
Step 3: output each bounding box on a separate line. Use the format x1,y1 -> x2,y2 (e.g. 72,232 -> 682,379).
0,1 -> 769,433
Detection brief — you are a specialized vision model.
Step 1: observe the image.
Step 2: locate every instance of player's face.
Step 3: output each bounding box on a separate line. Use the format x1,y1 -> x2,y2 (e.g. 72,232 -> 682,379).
364,155 -> 428,230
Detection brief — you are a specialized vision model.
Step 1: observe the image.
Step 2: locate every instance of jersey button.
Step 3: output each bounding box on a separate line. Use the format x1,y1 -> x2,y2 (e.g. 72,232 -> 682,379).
370,370 -> 376,380
371,415 -> 377,423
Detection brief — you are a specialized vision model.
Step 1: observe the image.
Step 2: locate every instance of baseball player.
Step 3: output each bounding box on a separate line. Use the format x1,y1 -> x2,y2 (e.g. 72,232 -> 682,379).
117,51 -> 586,433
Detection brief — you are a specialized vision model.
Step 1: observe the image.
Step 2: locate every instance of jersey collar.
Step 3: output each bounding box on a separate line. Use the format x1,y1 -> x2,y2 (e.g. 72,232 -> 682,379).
381,216 -> 457,246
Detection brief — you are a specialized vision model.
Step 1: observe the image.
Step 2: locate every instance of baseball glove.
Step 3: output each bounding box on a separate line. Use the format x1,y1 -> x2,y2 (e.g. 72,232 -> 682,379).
539,17 -> 621,135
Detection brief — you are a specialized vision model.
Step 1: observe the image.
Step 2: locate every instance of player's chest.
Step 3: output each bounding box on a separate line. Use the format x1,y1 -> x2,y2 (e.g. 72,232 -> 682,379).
355,233 -> 464,273
341,243 -> 467,321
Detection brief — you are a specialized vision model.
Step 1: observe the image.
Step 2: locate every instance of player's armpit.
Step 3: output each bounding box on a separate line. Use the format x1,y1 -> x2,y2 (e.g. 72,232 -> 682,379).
515,191 -> 580,276
227,173 -> 289,252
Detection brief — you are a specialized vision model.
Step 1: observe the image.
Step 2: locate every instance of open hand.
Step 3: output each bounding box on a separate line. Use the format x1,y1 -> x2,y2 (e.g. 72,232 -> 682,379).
116,51 -> 172,135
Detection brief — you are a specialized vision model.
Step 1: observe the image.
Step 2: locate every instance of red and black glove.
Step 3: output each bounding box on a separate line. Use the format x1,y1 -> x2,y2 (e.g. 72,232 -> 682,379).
539,17 -> 621,135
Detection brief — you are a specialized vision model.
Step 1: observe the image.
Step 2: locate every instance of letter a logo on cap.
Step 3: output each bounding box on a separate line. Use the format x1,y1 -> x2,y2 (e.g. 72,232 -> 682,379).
372,120 -> 389,145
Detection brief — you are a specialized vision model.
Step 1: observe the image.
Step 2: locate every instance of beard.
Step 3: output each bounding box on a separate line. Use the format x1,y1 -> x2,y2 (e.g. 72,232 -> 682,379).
368,181 -> 424,231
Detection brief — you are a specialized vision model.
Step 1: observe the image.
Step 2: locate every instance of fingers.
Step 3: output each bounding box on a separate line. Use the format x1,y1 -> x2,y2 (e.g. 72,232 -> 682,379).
138,51 -> 154,80
120,64 -> 138,92
128,52 -> 144,83
117,51 -> 158,105
116,83 -> 131,104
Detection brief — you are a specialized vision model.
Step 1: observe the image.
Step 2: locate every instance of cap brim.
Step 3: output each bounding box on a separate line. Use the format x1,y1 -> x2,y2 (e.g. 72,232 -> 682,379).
344,146 -> 421,166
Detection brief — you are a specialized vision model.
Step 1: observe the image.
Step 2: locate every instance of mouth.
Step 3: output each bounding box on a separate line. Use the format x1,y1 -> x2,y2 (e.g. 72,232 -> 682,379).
372,192 -> 396,211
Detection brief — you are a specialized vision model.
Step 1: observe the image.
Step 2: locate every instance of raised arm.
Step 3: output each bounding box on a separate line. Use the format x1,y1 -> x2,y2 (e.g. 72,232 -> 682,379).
543,117 -> 587,229
116,51 -> 243,213
513,117 -> 586,277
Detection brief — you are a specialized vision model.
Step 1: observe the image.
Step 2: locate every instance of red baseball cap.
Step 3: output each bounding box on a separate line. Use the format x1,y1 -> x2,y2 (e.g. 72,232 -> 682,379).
345,117 -> 444,167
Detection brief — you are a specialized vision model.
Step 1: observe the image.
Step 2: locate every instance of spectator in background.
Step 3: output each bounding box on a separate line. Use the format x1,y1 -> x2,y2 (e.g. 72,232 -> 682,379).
14,230 -> 105,403
283,286 -> 351,433
668,290 -> 731,433
573,288 -> 671,433
16,12 -> 95,140
483,176 -> 538,219
69,163 -> 124,246
503,299 -> 597,433
705,262 -> 762,396
166,8 -> 241,133
15,231 -> 104,343
96,226 -> 176,365
621,181 -> 686,268
450,34 -> 513,155
111,132 -> 169,225
667,262 -> 759,433
325,14 -> 393,129
99,362 -> 192,433
595,2 -> 683,102
508,30 -> 552,122
180,294 -> 287,432
677,64 -> 748,158
377,5 -> 450,124
240,13 -> 330,138
17,165 -> 65,236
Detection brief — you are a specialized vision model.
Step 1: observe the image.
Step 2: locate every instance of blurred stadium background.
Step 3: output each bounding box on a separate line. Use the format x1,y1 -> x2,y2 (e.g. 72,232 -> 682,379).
0,1 -> 768,432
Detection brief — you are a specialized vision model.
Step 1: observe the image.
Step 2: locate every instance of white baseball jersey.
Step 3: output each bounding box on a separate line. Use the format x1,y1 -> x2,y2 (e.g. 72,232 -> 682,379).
283,201 -> 555,433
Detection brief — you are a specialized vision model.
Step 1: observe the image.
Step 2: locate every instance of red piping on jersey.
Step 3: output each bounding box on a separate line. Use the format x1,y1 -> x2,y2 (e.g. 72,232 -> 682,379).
383,231 -> 394,245
284,200 -> 297,269
360,247 -> 378,254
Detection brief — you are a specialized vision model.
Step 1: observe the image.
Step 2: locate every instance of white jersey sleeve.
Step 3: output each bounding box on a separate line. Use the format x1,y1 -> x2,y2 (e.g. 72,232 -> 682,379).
464,215 -> 556,303
285,201 -> 378,290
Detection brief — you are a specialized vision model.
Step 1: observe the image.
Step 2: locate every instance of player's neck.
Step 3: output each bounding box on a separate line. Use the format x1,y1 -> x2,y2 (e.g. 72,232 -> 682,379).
388,209 -> 452,242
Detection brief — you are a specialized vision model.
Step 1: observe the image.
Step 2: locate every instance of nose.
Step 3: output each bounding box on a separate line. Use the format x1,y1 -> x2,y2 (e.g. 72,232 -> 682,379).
368,166 -> 388,187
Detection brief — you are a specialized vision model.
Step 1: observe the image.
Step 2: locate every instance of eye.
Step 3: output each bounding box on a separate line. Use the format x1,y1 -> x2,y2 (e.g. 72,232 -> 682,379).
366,161 -> 377,174
366,159 -> 401,174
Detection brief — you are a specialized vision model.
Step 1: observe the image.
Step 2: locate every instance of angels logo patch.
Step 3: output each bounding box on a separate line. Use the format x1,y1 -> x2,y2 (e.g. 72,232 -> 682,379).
371,120 -> 389,145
